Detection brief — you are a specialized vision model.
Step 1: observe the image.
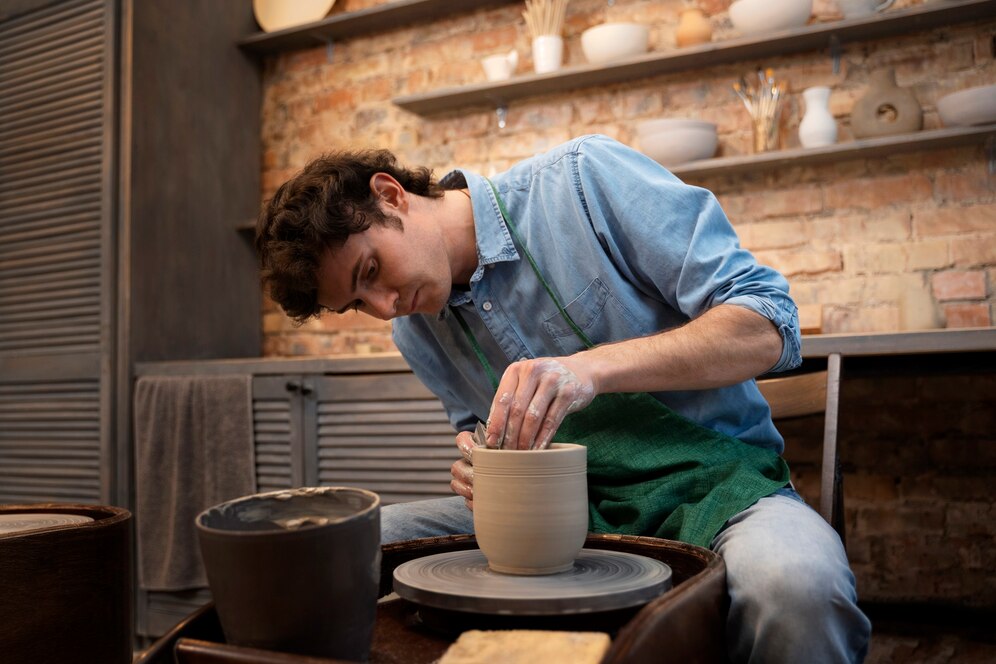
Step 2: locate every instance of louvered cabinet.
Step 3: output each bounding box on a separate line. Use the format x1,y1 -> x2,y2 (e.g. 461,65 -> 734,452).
0,0 -> 261,507
312,373 -> 454,504
250,372 -> 455,504
0,0 -> 117,504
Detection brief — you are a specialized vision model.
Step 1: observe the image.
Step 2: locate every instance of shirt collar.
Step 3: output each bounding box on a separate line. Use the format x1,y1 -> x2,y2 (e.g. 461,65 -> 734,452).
438,169 -> 520,316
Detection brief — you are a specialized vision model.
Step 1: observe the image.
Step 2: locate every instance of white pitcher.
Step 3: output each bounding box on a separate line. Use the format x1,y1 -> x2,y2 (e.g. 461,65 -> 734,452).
837,0 -> 895,19
799,86 -> 837,148
481,50 -> 518,82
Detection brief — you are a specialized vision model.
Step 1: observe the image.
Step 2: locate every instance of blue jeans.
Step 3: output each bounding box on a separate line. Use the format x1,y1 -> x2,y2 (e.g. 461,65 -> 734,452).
381,488 -> 871,664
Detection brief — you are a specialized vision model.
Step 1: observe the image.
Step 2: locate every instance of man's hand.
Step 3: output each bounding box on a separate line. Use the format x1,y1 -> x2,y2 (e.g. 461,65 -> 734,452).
484,357 -> 596,451
450,431 -> 478,510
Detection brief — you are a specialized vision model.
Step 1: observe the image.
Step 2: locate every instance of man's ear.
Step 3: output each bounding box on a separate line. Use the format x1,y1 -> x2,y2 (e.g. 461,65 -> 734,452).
370,172 -> 406,212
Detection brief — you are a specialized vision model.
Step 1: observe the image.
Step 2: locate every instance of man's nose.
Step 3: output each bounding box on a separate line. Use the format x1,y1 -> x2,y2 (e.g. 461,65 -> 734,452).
367,288 -> 398,320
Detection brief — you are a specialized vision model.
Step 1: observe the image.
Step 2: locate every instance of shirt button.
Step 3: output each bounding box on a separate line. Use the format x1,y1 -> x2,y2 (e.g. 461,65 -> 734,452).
482,301 -> 493,312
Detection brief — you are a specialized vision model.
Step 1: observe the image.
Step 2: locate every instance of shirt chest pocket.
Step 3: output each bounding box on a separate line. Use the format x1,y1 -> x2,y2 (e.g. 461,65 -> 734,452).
542,278 -> 635,355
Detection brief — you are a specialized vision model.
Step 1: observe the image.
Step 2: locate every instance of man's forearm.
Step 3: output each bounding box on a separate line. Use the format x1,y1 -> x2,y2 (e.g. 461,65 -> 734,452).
574,304 -> 784,395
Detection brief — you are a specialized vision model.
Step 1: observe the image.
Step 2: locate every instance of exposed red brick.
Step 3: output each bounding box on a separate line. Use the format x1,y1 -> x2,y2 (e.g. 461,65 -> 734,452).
824,174 -> 932,211
931,270 -> 988,301
943,303 -> 992,328
916,204 -> 996,237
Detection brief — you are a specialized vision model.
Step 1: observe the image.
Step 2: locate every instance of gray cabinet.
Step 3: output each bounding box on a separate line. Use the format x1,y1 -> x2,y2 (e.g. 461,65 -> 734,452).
0,0 -> 117,505
251,372 -> 454,504
0,0 -> 261,507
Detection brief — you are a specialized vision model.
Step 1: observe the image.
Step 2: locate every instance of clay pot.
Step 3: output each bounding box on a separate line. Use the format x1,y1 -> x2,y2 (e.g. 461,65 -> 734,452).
850,68 -> 923,138
196,487 -> 381,661
676,7 -> 712,47
473,443 -> 588,575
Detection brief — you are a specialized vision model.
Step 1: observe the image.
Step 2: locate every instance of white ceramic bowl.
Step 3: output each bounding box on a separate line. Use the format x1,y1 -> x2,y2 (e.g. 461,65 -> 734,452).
936,84 -> 996,127
728,0 -> 812,36
636,118 -> 718,167
253,0 -> 336,32
581,22 -> 650,65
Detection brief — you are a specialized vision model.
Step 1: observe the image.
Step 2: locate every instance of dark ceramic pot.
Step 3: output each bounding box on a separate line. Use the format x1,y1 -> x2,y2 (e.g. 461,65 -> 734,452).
196,487 -> 381,662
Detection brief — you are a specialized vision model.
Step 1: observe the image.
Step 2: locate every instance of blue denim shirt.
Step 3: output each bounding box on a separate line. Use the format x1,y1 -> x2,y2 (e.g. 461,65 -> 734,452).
393,135 -> 801,453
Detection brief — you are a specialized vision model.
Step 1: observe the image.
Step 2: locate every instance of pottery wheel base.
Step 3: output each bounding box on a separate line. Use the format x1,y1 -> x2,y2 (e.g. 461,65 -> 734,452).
393,548 -> 672,616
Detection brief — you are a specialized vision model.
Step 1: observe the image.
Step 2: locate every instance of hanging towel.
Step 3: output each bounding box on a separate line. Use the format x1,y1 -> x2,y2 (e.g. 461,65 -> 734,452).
134,374 -> 255,591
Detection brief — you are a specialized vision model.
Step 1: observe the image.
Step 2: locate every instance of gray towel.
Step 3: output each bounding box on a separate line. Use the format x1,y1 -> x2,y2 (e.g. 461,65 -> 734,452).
134,374 -> 255,591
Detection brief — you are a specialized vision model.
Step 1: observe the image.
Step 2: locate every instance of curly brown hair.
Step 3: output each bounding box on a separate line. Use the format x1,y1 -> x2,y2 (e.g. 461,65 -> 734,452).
255,149 -> 443,323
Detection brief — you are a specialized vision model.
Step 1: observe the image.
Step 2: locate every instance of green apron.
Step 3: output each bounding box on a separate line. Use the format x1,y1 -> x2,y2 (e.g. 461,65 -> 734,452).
452,181 -> 790,548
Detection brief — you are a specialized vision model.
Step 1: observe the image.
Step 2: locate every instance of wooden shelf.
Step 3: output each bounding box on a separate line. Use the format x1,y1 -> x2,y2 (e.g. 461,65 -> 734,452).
238,0 -> 519,55
801,328 -> 996,358
392,0 -> 996,116
670,124 -> 996,180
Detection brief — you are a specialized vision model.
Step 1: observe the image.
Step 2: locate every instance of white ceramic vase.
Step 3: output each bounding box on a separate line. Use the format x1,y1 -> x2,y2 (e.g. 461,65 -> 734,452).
799,86 -> 837,148
473,443 -> 587,575
532,35 -> 564,74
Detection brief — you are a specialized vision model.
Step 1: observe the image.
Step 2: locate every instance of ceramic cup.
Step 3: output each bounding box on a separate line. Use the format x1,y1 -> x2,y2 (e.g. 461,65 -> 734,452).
531,34 -> 564,74
196,487 -> 381,661
472,443 -> 588,575
481,50 -> 518,82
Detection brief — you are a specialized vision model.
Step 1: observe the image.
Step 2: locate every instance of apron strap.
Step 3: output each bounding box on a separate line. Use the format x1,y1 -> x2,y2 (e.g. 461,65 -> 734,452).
450,305 -> 501,390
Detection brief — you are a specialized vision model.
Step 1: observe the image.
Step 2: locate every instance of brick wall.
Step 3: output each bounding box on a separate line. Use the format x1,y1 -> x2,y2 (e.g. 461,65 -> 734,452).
259,0 -> 995,355
782,365 -> 995,608
255,0 -> 995,607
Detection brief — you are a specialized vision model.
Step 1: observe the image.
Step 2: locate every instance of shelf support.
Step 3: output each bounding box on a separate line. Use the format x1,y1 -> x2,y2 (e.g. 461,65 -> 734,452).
829,34 -> 842,75
495,105 -> 508,130
325,38 -> 335,63
987,135 -> 996,176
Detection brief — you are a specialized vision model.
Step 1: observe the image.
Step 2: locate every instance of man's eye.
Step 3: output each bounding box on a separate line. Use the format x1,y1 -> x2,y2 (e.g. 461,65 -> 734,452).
367,262 -> 376,278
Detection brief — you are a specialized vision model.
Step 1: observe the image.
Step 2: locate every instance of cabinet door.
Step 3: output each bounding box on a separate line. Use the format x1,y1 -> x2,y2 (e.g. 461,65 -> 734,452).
251,375 -> 306,491
313,373 -> 455,505
0,0 -> 116,504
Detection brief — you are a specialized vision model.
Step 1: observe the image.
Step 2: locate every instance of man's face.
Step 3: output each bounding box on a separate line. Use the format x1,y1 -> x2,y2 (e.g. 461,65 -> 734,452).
315,221 -> 453,321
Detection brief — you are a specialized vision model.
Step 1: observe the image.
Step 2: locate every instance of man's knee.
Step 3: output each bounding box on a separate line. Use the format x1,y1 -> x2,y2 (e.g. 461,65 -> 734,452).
746,553 -> 855,617
380,496 -> 473,544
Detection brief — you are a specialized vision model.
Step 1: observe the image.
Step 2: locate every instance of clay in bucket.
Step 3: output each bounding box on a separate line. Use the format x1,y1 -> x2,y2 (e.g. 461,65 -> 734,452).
196,486 -> 381,661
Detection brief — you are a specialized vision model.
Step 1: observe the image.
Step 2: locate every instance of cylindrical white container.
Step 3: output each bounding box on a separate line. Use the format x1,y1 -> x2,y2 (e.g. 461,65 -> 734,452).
532,34 -> 564,74
799,86 -> 838,148
473,443 -> 587,575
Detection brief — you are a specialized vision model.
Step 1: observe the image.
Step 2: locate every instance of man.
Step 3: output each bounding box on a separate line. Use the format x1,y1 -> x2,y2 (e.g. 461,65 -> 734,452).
256,134 -> 871,663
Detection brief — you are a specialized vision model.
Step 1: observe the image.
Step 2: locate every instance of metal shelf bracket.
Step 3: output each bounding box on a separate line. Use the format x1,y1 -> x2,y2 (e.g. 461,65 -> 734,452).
495,105 -> 508,129
829,34 -> 842,75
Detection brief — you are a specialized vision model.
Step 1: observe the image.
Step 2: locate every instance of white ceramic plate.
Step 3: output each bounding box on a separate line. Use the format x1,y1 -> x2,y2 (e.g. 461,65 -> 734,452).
253,0 -> 336,33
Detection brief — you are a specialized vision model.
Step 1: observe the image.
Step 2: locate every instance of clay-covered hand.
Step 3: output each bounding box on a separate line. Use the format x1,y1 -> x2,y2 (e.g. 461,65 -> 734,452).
485,357 -> 596,450
450,430 -> 478,510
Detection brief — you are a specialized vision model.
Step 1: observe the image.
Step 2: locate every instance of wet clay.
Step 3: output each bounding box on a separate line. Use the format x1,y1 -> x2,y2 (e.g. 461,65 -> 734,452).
472,443 -> 588,575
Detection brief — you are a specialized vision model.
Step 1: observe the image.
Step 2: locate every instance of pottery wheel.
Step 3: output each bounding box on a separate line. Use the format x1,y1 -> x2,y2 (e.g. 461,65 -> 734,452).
0,513 -> 94,535
393,549 -> 672,615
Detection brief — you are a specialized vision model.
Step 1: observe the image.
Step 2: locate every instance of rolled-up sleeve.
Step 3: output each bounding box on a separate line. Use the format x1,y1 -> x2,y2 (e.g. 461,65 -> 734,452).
576,135 -> 803,374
